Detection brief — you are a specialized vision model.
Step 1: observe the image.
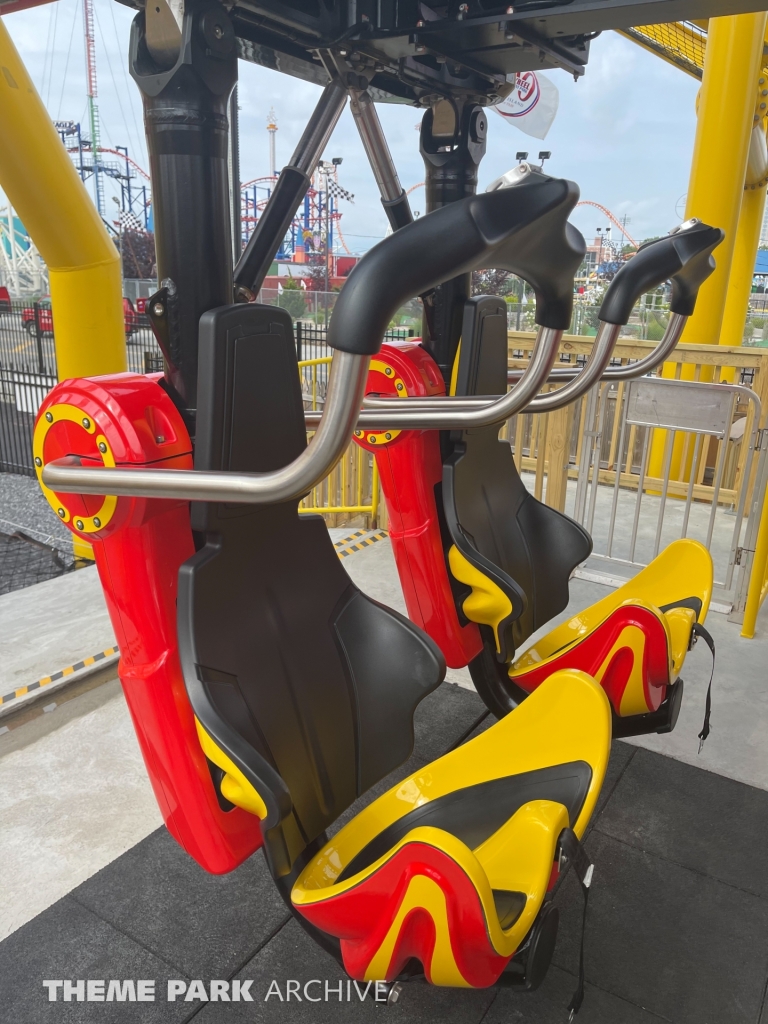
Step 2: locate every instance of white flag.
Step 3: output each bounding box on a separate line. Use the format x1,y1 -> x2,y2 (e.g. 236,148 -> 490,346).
277,281 -> 284,294
494,72 -> 559,140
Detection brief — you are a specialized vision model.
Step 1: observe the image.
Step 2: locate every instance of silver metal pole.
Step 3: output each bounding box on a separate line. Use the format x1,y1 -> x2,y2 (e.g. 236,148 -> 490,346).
653,430 -> 675,560
349,90 -> 413,219
43,351 -> 370,504
606,392 -> 629,558
304,327 -> 564,431
526,322 -> 621,413
680,433 -> 701,540
364,312 -> 687,414
628,428 -> 651,562
291,80 -> 348,176
573,385 -> 599,524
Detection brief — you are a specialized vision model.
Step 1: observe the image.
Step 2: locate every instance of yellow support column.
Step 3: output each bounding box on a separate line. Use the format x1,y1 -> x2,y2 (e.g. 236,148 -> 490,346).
678,14 -> 767,351
719,124 -> 768,360
650,13 -> 767,480
0,18 -> 126,381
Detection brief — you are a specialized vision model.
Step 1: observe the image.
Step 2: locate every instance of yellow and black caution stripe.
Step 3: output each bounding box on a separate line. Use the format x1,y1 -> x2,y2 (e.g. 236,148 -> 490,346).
0,531 -> 388,717
0,646 -> 119,709
335,530 -> 388,559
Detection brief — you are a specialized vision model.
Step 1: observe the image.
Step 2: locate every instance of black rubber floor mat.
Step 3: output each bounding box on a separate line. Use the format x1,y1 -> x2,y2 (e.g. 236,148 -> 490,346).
1,678 -> 767,1024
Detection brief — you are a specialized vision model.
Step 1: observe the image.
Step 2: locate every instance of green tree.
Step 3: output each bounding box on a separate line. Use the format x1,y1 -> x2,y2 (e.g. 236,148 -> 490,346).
279,279 -> 306,319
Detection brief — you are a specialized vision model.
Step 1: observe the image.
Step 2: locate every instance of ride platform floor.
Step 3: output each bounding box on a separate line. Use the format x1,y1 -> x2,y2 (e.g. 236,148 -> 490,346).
3,687 -> 768,1024
2,535 -> 768,1023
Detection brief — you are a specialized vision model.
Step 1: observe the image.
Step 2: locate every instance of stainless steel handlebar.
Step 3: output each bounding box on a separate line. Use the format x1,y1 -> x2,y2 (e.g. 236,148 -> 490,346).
42,351 -> 370,504
362,320 -> 617,417
308,326 -> 563,432
354,313 -> 686,424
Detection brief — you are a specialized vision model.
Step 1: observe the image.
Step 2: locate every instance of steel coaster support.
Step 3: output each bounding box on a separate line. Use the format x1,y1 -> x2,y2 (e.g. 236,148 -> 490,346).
677,13 -> 768,353
648,13 -> 767,482
233,79 -> 348,300
719,117 -> 768,358
130,0 -> 238,422
419,99 -> 488,385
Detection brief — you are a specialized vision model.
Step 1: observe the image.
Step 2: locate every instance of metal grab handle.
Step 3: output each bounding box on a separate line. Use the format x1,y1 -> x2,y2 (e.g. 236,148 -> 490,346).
354,312 -> 686,425
505,312 -> 686,385
526,320 -> 621,412
362,319 -> 618,415
327,165 -> 584,356
305,326 -> 563,431
43,351 -> 370,504
362,219 -> 722,418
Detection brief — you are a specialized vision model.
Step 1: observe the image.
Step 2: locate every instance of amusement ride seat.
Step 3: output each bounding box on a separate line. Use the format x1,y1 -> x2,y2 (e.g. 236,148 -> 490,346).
36,175 -> 702,1009
442,225 -> 721,733
356,216 -> 721,737
177,297 -> 610,996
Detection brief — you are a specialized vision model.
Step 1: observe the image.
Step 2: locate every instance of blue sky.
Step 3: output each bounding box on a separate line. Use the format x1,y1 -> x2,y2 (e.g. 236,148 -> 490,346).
3,0 -> 700,250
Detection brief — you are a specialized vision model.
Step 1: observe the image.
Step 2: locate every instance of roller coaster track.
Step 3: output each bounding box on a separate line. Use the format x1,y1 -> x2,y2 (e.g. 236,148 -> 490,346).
575,201 -> 638,248
405,186 -> 638,250
96,148 -> 151,180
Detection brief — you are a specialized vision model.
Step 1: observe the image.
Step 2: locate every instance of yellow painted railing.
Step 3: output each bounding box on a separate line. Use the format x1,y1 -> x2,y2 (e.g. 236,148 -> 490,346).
742,483 -> 768,637
298,357 -> 381,525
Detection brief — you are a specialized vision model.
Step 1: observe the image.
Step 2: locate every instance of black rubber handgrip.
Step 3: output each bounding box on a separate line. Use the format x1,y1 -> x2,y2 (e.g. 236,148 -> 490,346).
327,166 -> 585,355
598,220 -> 724,325
233,166 -> 310,294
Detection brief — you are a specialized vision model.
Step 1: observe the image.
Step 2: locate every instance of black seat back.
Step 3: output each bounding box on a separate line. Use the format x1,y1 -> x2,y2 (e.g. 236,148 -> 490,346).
443,296 -> 592,663
178,305 -> 445,880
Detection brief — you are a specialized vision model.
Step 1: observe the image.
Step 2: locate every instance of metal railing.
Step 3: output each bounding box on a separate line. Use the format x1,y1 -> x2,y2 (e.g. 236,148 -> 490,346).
571,377 -> 767,610
0,365 -> 56,475
505,331 -> 768,617
0,298 -> 163,377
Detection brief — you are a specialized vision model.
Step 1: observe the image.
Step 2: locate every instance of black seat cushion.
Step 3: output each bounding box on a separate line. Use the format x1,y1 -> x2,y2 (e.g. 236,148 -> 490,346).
443,297 -> 592,662
177,305 -> 445,879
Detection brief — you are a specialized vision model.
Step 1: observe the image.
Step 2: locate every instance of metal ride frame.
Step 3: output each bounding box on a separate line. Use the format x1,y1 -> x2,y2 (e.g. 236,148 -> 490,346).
0,0 -> 764,518
6,0 -> 768,1005
0,0 -> 756,651
31,0 -> 767,601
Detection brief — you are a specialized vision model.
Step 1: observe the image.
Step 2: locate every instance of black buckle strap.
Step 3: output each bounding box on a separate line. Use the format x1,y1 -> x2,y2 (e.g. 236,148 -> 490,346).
558,828 -> 594,1020
690,623 -> 715,752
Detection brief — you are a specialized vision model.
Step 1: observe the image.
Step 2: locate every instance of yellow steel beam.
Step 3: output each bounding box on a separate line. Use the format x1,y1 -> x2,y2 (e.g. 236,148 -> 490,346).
648,13 -> 767,482
719,124 -> 768,358
679,13 -> 768,351
0,17 -> 126,381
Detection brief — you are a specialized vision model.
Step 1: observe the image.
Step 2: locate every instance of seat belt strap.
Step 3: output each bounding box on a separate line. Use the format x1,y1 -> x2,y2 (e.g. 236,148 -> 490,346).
691,622 -> 715,752
558,828 -> 594,1020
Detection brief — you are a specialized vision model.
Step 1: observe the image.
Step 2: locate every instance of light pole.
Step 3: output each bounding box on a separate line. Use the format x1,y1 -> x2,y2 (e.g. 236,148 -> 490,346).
319,157 -> 342,324
596,227 -> 604,282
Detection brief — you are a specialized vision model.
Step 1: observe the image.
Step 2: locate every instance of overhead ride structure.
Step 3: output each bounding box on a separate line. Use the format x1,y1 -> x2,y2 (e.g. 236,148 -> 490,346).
1,0 -> 766,1010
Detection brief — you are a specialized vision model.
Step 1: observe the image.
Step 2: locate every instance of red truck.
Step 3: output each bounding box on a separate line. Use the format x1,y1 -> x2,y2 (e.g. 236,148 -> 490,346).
0,286 -> 11,312
21,297 -> 140,337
